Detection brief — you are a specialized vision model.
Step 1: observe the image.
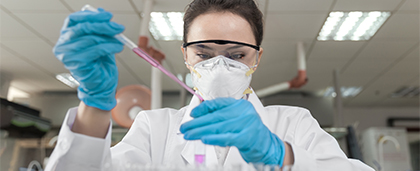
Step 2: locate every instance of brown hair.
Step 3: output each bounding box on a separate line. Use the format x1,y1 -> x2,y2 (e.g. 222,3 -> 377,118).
183,0 -> 264,46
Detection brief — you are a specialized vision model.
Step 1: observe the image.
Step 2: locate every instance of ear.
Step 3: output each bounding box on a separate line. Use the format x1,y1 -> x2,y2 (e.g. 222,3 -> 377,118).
181,46 -> 185,57
181,46 -> 191,70
253,47 -> 263,71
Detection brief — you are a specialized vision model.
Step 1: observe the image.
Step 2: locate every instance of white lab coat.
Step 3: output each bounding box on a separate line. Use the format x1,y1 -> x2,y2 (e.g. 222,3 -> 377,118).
45,92 -> 373,171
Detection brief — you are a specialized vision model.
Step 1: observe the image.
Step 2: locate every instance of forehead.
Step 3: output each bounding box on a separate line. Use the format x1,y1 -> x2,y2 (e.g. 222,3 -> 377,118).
187,12 -> 256,45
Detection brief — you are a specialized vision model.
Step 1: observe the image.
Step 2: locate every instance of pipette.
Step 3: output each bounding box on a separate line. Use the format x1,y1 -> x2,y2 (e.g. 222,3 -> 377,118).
81,5 -> 204,101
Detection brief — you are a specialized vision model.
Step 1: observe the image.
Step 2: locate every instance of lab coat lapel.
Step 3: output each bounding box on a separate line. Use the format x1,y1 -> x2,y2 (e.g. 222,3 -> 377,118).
180,140 -> 194,165
178,95 -> 198,165
177,95 -> 219,166
248,90 -> 268,117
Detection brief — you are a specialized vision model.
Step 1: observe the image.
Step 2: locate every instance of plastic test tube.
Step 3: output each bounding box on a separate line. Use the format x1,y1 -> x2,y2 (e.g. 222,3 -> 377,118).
195,140 -> 206,166
81,5 -> 204,102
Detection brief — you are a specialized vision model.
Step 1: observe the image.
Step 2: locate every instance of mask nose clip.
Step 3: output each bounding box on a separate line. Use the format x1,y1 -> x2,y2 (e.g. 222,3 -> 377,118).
194,55 -> 247,71
214,56 -> 230,69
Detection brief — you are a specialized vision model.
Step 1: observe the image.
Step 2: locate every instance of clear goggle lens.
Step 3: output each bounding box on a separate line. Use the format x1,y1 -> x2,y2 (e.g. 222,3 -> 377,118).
183,40 -> 260,68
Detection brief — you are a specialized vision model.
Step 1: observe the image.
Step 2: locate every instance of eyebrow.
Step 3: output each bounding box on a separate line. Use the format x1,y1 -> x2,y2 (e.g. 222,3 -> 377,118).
195,44 -> 245,51
195,44 -> 214,50
184,40 -> 259,50
225,45 -> 244,50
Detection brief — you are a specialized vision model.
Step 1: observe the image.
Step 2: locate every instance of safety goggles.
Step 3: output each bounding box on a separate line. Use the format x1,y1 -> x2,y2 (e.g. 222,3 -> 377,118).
183,40 -> 260,68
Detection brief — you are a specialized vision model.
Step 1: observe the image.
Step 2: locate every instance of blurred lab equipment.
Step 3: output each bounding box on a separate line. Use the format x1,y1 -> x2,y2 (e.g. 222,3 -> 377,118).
26,160 -> 43,171
0,98 -> 54,170
111,85 -> 151,128
361,127 -> 412,171
0,98 -> 51,138
346,126 -> 364,161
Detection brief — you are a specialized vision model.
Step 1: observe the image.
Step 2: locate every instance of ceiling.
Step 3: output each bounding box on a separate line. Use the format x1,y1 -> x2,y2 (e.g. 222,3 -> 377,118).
0,0 -> 419,107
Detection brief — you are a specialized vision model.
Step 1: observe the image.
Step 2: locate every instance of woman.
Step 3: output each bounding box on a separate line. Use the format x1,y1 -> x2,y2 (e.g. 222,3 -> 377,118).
46,0 -> 373,170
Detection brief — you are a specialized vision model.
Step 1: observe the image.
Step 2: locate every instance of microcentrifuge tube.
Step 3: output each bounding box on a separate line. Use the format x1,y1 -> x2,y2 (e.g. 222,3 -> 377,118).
194,140 -> 206,166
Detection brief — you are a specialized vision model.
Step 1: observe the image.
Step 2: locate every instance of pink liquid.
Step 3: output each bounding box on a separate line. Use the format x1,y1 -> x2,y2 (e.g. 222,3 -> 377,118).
195,154 -> 205,165
132,47 -> 203,101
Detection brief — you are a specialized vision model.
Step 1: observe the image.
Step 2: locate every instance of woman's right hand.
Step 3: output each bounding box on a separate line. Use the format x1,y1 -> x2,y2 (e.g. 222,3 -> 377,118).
54,8 -> 125,111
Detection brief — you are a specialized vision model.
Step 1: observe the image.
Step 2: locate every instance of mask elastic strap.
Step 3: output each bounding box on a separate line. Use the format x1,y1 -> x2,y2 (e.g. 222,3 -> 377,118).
243,88 -> 253,95
246,69 -> 254,76
185,61 -> 202,78
193,87 -> 204,96
244,60 -> 255,95
246,60 -> 256,76
248,49 -> 260,69
191,68 -> 201,78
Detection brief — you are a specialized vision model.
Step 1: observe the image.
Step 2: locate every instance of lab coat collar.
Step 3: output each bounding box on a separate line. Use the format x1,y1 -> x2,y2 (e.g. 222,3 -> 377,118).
178,89 -> 267,166
177,94 -> 201,134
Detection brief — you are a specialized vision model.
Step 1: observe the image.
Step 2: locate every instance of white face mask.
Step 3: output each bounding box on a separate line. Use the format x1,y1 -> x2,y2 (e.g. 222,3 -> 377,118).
190,55 -> 254,100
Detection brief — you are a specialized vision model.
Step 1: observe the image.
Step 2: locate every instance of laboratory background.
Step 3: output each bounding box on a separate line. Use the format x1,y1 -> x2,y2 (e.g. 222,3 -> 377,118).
0,0 -> 419,170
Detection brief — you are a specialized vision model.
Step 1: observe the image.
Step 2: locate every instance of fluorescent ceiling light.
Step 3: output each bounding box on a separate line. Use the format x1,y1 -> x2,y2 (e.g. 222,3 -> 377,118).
7,87 -> 30,101
318,11 -> 391,41
56,73 -> 79,88
149,12 -> 184,41
323,86 -> 363,98
391,86 -> 419,98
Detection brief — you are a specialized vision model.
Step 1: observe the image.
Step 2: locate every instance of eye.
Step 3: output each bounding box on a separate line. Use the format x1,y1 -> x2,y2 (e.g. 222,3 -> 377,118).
197,53 -> 211,59
230,53 -> 245,59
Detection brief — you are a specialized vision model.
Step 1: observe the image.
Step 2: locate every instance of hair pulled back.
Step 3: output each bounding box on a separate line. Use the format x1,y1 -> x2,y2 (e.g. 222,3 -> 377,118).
183,0 -> 264,46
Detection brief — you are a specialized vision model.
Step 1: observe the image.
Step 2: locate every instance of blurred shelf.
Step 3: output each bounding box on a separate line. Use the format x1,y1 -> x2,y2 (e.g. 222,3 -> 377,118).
324,127 -> 348,139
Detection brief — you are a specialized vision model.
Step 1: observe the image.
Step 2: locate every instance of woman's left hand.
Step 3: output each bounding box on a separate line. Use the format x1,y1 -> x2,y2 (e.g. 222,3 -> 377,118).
180,98 -> 286,166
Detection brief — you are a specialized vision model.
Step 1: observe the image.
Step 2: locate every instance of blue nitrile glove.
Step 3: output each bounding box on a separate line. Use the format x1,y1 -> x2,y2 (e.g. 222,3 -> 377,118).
53,8 -> 125,110
180,98 -> 286,166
